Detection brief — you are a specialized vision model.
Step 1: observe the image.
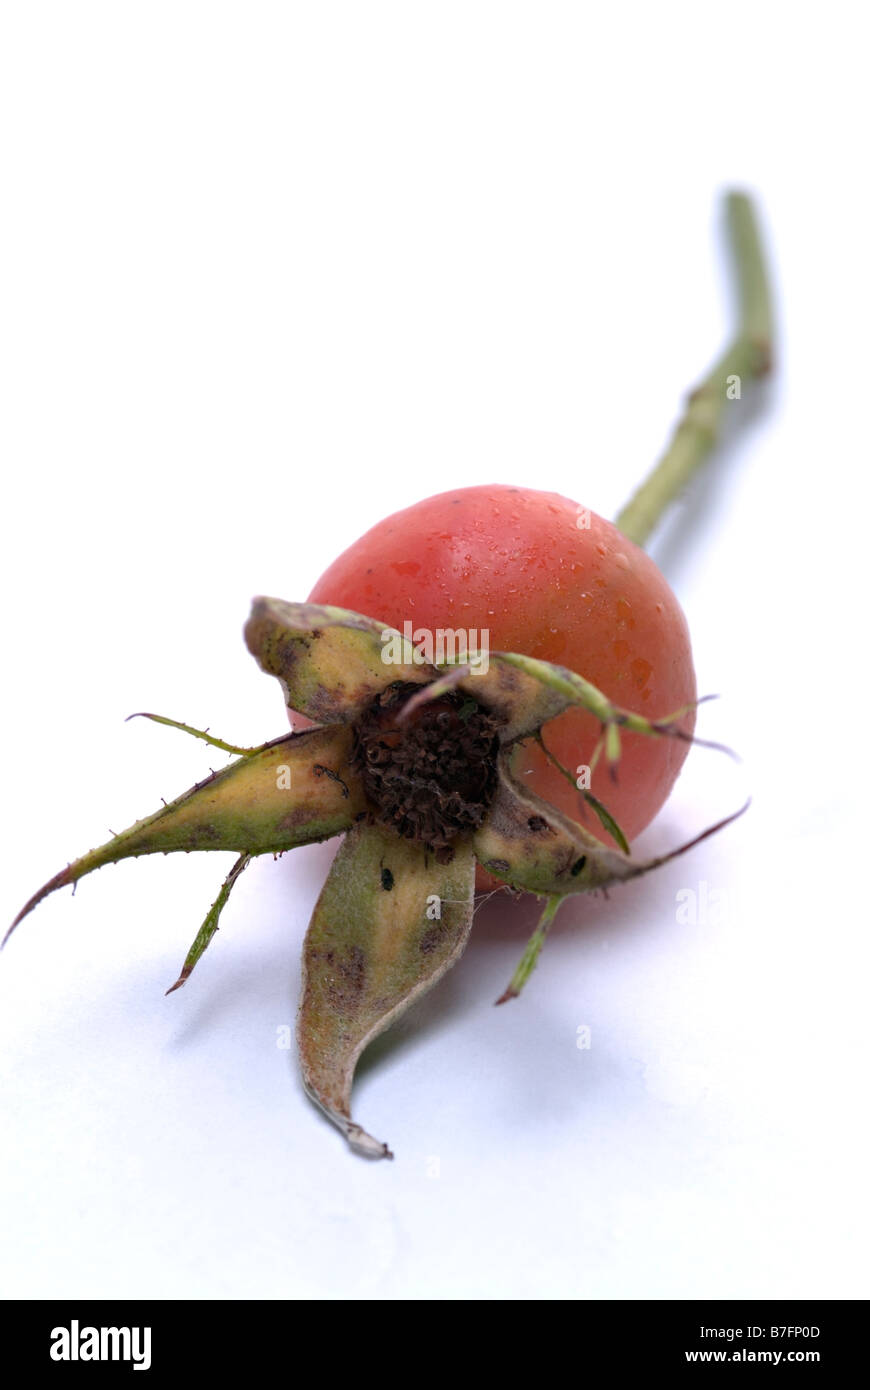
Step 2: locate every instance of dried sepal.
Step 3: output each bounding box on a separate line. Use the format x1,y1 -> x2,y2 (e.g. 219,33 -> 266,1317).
473,753 -> 626,895
244,598 -> 436,725
475,752 -> 749,898
165,853 -> 252,994
5,724 -> 363,943
492,651 -> 731,772
495,895 -> 564,1004
297,822 -> 475,1159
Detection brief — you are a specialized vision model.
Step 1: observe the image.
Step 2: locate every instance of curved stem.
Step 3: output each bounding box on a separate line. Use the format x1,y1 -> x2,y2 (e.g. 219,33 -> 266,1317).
614,190 -> 773,549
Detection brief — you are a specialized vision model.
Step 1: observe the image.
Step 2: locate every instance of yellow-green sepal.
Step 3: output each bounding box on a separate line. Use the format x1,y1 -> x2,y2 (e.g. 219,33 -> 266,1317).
244,598 -> 437,724
297,822 -> 475,1158
6,724 -> 363,941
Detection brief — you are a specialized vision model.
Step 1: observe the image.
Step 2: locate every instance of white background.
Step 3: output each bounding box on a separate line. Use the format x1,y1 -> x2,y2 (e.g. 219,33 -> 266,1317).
1,2 -> 867,1300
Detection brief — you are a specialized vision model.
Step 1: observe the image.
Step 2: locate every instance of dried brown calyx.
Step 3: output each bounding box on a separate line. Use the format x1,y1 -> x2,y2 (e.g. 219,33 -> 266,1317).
351,681 -> 502,857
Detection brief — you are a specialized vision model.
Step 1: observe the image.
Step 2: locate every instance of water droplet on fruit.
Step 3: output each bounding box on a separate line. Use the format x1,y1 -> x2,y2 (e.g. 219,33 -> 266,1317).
616,597 -> 635,628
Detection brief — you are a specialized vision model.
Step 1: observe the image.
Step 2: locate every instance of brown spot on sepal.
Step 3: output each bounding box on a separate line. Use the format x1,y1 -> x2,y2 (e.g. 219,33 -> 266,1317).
484,857 -> 511,877
339,944 -> 366,997
420,923 -> 445,955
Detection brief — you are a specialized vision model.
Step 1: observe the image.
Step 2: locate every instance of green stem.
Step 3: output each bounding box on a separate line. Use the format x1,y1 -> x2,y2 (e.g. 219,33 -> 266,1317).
614,190 -> 773,549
